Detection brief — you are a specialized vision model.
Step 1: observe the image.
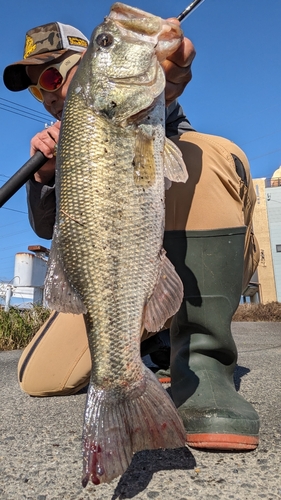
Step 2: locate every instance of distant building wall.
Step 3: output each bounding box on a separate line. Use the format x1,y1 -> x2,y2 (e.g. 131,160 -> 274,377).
252,178 -> 277,303
265,182 -> 281,301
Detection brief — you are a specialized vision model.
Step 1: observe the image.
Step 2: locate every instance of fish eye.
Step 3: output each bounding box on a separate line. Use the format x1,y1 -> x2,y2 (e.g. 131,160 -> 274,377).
96,33 -> 114,48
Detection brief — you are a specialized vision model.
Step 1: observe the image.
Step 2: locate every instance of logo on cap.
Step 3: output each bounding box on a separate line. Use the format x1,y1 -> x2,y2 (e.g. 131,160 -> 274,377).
67,36 -> 88,48
24,35 -> 36,59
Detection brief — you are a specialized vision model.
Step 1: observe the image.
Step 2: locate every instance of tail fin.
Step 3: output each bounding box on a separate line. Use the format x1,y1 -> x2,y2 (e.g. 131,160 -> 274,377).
82,367 -> 185,486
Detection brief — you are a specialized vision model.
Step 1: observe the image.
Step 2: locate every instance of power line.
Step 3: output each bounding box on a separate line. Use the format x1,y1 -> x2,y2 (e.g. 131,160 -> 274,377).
0,97 -> 51,120
0,104 -> 49,124
1,229 -> 30,238
240,129 -> 281,147
0,220 -> 24,228
0,102 -> 49,120
0,96 -> 53,124
0,206 -> 28,214
249,148 -> 281,162
0,241 -> 35,252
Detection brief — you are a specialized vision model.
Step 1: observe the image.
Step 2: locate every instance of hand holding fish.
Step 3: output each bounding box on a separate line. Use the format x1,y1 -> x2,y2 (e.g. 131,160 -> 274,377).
30,121 -> 60,183
162,18 -> 196,105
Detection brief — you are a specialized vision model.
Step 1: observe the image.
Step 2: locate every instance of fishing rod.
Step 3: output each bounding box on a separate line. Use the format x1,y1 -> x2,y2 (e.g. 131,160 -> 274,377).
177,0 -> 205,22
0,0 -> 206,209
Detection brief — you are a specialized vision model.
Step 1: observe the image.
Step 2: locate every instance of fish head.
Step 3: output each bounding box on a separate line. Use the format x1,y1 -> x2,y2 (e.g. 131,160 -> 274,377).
72,3 -> 183,121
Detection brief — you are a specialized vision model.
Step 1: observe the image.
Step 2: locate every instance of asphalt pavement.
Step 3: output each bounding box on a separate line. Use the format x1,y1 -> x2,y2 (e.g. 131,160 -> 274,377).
0,322 -> 281,500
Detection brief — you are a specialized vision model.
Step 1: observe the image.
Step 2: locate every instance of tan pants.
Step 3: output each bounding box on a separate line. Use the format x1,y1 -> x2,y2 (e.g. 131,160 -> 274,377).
18,132 -> 259,396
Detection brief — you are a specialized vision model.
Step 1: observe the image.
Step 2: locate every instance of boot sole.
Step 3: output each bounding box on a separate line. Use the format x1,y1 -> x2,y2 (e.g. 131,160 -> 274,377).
186,433 -> 259,451
159,376 -> 171,384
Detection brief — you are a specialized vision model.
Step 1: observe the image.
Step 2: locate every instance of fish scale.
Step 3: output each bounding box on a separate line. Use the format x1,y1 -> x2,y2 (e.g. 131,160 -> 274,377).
44,2 -> 189,486
59,104 -> 163,384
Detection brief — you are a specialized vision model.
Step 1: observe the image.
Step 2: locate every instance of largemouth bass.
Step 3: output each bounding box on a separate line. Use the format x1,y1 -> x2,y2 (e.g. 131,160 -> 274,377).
45,2 -> 188,487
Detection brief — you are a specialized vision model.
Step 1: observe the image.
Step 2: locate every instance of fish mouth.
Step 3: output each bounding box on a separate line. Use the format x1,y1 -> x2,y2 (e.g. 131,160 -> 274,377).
108,2 -> 183,61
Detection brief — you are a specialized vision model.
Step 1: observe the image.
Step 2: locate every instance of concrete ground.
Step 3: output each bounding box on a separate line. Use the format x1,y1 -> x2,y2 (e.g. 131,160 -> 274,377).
0,322 -> 280,500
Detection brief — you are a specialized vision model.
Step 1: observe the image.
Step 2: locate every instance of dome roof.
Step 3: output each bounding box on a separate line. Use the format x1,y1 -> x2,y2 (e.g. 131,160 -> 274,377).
272,166 -> 281,179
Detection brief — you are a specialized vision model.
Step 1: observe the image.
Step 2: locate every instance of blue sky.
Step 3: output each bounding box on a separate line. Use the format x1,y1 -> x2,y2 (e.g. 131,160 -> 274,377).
0,0 -> 281,285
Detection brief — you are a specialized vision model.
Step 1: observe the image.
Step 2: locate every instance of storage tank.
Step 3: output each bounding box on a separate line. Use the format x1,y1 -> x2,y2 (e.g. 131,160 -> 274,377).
13,252 -> 47,287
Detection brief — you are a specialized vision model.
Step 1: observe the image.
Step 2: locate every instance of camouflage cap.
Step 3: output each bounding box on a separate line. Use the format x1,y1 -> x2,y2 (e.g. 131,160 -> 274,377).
3,22 -> 89,92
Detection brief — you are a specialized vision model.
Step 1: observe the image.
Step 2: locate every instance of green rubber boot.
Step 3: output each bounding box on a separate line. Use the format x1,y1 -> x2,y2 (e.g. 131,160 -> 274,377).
163,227 -> 259,451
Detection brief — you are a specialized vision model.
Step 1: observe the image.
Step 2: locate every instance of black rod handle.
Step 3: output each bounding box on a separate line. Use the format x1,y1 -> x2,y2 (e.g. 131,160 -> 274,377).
0,151 -> 48,208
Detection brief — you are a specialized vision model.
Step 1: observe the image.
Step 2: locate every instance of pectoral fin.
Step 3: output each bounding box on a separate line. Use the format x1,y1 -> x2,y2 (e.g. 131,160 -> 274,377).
144,249 -> 183,333
133,128 -> 156,187
163,138 -> 188,186
44,225 -> 87,314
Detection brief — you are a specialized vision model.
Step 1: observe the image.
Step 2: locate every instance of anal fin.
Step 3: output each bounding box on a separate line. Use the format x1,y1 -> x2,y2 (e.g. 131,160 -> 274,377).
144,248 -> 183,333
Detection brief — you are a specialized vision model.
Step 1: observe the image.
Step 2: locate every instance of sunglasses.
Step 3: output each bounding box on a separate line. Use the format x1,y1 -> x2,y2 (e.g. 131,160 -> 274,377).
28,53 -> 81,102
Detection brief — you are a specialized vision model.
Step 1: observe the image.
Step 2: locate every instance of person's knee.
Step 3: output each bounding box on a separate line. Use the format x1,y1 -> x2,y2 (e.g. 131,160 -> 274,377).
18,358 -> 90,397
17,312 -> 91,397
